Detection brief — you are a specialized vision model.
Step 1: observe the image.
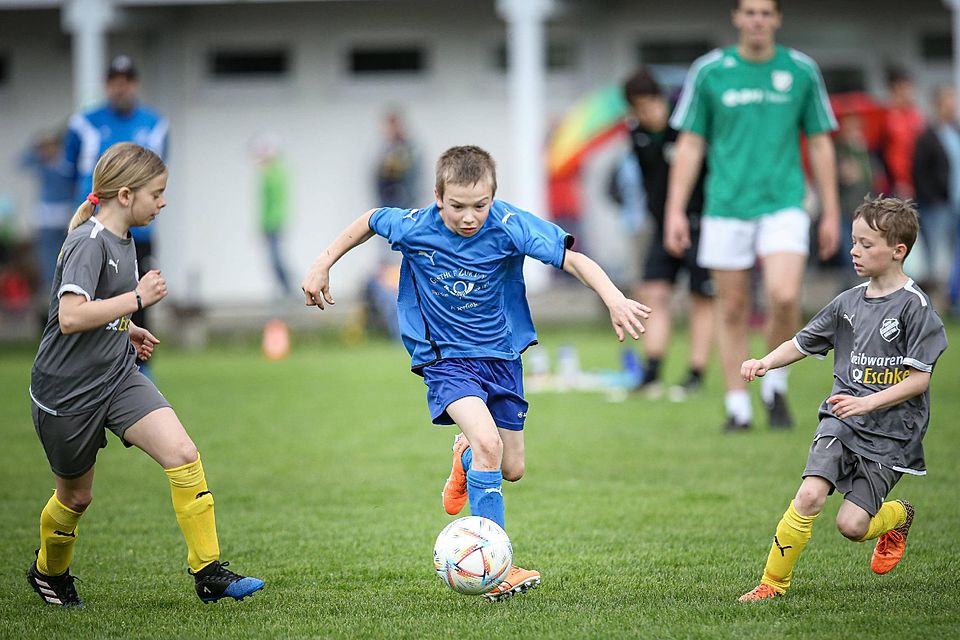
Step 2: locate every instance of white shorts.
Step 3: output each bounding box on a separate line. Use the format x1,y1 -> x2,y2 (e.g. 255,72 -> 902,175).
697,207 -> 810,270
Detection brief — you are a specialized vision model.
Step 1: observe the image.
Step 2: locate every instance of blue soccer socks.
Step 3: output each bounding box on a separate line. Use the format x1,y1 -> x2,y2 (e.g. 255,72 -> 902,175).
467,468 -> 505,530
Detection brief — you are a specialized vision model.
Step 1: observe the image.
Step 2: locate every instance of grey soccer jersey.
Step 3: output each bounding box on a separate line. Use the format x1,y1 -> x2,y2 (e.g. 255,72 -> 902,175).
793,280 -> 948,474
30,217 -> 139,415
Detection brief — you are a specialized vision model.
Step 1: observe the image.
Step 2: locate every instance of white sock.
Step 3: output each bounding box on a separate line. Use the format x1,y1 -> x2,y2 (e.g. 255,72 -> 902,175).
761,367 -> 789,404
725,390 -> 752,423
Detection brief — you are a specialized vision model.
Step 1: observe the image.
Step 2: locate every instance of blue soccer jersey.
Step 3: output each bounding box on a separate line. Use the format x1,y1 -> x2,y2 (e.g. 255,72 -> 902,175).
369,200 -> 572,370
63,103 -> 168,242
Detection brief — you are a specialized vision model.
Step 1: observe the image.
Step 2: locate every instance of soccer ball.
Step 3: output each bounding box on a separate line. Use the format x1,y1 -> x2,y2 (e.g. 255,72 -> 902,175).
433,516 -> 512,595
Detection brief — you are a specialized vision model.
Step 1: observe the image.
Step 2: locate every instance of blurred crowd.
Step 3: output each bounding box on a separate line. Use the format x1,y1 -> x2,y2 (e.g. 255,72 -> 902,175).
2,57 -> 959,339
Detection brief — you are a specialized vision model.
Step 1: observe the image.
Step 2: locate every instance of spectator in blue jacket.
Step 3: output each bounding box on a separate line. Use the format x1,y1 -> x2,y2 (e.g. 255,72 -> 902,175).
63,55 -> 168,371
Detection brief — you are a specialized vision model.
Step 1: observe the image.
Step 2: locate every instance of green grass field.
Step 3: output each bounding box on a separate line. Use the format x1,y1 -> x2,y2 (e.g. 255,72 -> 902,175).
1,323 -> 958,639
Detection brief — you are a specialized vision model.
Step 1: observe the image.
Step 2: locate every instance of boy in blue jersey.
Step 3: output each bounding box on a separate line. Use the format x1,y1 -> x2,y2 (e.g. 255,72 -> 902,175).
302,146 -> 650,601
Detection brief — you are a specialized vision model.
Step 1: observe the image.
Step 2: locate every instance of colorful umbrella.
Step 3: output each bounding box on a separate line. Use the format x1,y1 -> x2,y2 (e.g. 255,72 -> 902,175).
548,84 -> 629,178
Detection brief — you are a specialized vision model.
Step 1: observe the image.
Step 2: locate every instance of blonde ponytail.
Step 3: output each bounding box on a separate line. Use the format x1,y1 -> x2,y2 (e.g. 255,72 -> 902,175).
67,200 -> 96,232
66,142 -> 167,233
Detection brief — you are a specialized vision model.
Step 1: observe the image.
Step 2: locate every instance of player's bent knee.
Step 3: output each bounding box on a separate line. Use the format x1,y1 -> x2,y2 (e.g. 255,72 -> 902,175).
167,442 -> 200,468
836,515 -> 868,540
469,435 -> 503,467
502,463 -> 525,482
793,490 -> 825,515
766,286 -> 800,309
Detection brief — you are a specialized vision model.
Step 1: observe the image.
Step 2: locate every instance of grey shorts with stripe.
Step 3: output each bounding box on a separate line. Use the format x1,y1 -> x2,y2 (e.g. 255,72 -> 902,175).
31,370 -> 171,479
802,435 -> 903,516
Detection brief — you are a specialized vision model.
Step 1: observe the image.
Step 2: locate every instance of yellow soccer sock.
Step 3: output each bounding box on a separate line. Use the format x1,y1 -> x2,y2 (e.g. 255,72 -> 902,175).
760,501 -> 818,593
37,493 -> 83,577
859,501 -> 907,541
164,454 -> 220,573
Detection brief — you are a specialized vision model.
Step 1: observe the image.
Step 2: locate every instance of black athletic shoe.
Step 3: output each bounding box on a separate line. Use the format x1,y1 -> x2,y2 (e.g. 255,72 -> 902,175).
27,561 -> 83,608
191,560 -> 264,604
722,416 -> 751,432
766,392 -> 794,429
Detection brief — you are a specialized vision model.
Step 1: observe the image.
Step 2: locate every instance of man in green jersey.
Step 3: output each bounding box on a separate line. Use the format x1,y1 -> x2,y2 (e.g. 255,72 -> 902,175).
664,0 -> 841,431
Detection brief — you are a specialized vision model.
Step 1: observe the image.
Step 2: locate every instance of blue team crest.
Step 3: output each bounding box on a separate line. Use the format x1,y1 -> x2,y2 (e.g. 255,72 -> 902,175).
880,318 -> 901,342
772,70 -> 793,92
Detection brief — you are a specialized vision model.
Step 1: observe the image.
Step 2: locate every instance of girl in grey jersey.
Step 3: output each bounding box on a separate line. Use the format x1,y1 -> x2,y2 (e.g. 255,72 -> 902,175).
26,142 -> 262,608
737,196 -> 947,602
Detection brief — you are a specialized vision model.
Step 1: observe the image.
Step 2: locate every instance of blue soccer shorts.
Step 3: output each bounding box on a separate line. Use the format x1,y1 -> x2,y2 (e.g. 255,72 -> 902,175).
421,358 -> 528,430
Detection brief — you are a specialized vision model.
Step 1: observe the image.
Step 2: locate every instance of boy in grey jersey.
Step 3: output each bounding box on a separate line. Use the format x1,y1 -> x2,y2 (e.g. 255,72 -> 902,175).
737,196 -> 947,602
26,143 -> 262,608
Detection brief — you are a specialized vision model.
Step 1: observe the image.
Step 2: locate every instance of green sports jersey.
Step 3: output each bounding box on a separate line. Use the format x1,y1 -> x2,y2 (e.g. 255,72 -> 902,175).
670,45 -> 837,219
260,159 -> 289,233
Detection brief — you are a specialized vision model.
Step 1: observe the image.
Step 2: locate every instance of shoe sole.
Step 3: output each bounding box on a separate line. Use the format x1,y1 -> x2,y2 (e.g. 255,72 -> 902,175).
738,593 -> 778,603
201,582 -> 265,604
483,575 -> 541,602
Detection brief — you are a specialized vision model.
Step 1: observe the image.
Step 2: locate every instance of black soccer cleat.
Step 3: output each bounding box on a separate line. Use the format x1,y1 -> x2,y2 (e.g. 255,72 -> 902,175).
27,561 -> 83,608
191,560 -> 264,603
766,392 -> 794,429
722,416 -> 751,432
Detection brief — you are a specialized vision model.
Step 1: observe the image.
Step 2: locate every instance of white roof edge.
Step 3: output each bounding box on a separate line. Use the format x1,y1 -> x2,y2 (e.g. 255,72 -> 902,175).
0,0 -> 328,9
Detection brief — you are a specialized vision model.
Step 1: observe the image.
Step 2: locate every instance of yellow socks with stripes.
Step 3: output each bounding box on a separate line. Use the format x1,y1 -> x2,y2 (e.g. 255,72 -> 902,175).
164,454 -> 220,573
760,501 -> 818,593
37,493 -> 83,576
859,500 -> 907,541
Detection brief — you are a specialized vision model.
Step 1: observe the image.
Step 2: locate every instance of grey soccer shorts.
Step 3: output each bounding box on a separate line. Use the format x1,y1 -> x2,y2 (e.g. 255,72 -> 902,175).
31,370 -> 171,479
802,435 -> 903,516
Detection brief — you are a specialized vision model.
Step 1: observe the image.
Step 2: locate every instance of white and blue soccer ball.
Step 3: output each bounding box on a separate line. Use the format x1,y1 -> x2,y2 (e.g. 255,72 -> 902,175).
433,516 -> 512,595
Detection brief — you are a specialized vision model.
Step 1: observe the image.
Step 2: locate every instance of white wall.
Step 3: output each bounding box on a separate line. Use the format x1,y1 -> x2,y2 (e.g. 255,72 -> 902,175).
0,0 -> 954,305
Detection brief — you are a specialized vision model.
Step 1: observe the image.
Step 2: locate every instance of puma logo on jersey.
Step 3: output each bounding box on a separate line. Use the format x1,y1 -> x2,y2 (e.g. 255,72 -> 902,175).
402,209 -> 421,221
417,250 -> 437,266
843,313 -> 855,328
108,258 -> 119,273
501,212 -> 515,224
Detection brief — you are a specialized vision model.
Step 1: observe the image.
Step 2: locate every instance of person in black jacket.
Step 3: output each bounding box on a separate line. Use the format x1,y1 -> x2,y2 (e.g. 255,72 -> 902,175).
912,85 -> 960,296
622,67 -> 714,401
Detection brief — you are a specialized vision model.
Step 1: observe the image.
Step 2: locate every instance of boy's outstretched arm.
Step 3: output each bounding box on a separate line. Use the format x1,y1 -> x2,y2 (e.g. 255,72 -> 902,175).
561,249 -> 651,341
302,209 -> 377,309
827,369 -> 931,419
741,340 -> 806,381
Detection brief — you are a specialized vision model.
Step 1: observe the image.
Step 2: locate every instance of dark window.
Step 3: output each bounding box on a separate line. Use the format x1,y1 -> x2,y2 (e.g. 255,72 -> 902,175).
821,67 -> 866,94
920,32 -> 953,61
493,39 -> 579,72
209,50 -> 289,77
350,47 -> 425,74
638,40 -> 713,65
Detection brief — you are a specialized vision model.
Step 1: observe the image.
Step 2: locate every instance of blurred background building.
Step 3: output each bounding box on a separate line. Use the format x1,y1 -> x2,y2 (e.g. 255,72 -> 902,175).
0,0 -> 957,320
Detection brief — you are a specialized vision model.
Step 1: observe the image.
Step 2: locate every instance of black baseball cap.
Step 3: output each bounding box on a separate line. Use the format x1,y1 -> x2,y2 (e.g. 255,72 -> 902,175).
106,55 -> 138,80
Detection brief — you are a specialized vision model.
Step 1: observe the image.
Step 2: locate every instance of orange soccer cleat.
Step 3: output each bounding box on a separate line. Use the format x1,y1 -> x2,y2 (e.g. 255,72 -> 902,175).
484,565 -> 541,602
737,583 -> 781,602
441,434 -> 471,515
871,500 -> 914,575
